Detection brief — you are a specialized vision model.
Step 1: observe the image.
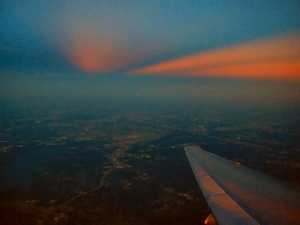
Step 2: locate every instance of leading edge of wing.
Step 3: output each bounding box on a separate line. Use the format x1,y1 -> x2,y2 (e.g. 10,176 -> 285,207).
185,146 -> 259,225
184,145 -> 300,225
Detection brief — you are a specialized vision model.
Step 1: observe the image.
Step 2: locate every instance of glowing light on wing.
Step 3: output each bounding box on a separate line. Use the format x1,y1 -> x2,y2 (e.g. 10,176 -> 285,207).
133,33 -> 300,81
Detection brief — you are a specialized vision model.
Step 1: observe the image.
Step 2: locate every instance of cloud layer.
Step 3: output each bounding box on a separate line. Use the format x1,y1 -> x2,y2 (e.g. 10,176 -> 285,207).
133,33 -> 300,81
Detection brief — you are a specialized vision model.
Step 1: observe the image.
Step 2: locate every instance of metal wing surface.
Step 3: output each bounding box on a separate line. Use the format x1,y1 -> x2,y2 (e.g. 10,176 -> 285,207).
184,145 -> 300,225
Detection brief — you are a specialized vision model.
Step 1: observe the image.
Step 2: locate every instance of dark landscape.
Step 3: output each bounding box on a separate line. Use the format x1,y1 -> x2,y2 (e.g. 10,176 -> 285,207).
0,90 -> 299,224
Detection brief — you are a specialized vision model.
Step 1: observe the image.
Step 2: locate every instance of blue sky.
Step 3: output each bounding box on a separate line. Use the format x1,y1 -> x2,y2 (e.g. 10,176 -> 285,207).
1,0 -> 300,75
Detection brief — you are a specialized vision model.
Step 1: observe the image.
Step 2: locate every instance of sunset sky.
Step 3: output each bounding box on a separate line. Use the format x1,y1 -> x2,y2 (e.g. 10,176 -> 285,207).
1,0 -> 300,81
133,33 -> 300,81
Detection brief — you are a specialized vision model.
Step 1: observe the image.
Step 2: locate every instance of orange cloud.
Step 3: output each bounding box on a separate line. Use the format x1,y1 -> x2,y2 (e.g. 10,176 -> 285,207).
62,28 -> 134,73
133,33 -> 300,81
189,59 -> 300,80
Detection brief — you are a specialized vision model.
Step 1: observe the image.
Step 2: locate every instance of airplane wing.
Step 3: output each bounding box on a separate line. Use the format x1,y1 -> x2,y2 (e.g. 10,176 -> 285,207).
184,145 -> 300,225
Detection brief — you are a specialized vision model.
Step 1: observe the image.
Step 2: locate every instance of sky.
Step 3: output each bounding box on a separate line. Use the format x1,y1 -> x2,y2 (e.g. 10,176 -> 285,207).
1,0 -> 300,114
0,0 -> 300,74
